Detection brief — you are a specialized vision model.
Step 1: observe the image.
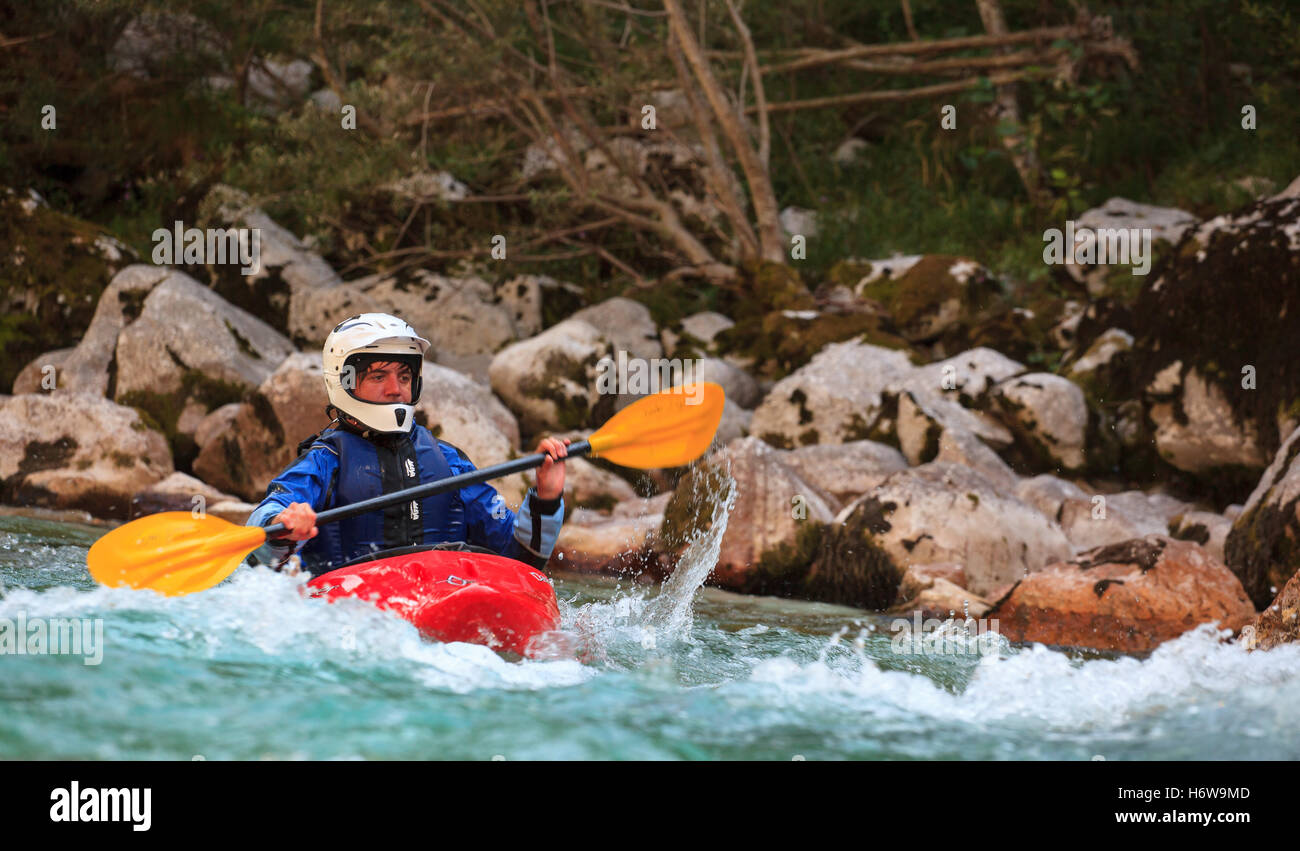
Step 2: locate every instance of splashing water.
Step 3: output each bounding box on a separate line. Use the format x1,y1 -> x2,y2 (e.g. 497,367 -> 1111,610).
544,457 -> 738,662
642,459 -> 736,639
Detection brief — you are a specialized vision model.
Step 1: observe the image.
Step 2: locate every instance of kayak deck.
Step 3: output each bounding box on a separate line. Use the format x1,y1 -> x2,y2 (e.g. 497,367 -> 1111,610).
306,547 -> 561,656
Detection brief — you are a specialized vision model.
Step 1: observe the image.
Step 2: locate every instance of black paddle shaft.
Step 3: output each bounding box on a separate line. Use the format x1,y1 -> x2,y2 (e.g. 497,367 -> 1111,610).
262,439 -> 592,538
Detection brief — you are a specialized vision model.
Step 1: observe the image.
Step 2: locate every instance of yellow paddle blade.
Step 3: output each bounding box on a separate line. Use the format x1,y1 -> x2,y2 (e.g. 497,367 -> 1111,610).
87,512 -> 267,596
587,382 -> 725,468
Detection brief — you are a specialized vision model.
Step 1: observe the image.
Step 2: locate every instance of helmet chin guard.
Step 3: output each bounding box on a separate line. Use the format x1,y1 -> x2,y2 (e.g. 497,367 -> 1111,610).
322,314 -> 431,434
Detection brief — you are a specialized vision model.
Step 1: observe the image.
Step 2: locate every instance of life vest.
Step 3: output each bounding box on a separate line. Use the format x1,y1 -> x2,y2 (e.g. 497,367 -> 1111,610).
298,426 -> 464,575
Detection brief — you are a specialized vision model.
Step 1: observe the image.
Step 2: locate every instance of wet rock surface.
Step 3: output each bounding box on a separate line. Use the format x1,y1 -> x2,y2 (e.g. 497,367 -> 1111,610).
988,536 -> 1256,654
1246,569 -> 1300,651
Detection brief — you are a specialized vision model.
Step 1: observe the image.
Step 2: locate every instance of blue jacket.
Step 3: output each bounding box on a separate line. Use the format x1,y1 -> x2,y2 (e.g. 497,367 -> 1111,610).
246,424 -> 564,577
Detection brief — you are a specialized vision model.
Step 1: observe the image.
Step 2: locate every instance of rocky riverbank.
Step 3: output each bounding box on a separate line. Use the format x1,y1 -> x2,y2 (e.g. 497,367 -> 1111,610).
3,179 -> 1299,655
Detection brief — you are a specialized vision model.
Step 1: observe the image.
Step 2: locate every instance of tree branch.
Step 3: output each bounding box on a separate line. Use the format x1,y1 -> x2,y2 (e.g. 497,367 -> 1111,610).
759,25 -> 1079,74
663,0 -> 785,264
900,0 -> 918,41
975,0 -> 1048,205
750,68 -> 1055,114
843,47 -> 1063,76
725,0 -> 770,170
666,31 -> 760,260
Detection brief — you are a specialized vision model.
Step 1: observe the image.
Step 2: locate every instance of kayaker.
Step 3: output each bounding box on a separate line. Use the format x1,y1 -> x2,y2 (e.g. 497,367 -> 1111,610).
245,313 -> 568,576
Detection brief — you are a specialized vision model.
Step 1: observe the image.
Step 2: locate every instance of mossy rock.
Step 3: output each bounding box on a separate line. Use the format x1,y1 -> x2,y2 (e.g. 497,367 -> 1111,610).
803,500 -> 904,610
740,521 -> 828,598
857,255 -> 1001,343
121,369 -> 248,472
0,194 -> 134,392
732,260 -> 815,320
716,309 -> 916,379
1123,195 -> 1300,466
739,505 -> 904,610
514,349 -> 604,434
958,293 -> 1067,365
1225,435 -> 1300,609
825,259 -> 877,292
624,277 -> 722,331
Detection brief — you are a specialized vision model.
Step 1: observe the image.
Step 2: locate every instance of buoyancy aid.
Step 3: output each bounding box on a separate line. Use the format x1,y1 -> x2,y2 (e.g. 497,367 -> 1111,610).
297,425 -> 464,573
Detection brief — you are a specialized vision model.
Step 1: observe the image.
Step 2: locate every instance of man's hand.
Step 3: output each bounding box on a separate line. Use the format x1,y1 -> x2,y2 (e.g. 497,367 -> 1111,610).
274,502 -> 318,541
535,437 -> 570,501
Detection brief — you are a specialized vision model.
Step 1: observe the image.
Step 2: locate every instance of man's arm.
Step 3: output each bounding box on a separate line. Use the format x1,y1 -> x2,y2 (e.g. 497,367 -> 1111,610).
445,446 -> 566,570
244,444 -> 338,566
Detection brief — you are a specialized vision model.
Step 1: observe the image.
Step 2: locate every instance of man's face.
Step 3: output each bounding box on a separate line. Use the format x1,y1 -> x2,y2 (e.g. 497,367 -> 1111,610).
353,361 -> 414,404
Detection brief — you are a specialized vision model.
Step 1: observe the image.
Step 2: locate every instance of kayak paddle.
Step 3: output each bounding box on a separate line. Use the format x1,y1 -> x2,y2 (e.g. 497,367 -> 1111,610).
87,382 -> 726,596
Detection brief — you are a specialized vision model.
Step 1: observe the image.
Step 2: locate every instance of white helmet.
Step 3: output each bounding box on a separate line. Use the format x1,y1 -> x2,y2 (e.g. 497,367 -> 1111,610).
322,313 -> 431,434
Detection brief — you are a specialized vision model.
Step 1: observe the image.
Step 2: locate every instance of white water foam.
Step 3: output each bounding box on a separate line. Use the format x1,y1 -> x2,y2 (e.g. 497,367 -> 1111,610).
0,565 -> 592,694
747,623 -> 1300,731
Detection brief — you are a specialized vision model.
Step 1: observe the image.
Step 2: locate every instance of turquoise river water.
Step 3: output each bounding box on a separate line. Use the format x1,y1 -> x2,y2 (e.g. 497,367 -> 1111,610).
2,502 -> 1299,760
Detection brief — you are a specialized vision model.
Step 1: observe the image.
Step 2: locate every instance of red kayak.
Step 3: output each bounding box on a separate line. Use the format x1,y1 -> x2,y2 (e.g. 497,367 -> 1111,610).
305,545 -> 561,656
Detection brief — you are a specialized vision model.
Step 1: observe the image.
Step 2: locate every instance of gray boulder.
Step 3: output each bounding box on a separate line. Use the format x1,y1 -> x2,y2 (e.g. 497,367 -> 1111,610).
780,440 -> 907,511
696,357 -> 760,409
678,311 -> 734,351
246,58 -> 315,107
113,269 -> 295,400
659,436 -> 834,590
1076,197 -> 1198,247
894,389 -> 1013,467
12,348 -> 72,395
0,393 -> 172,519
1145,364 -> 1269,473
200,185 -> 351,347
1057,497 -> 1144,553
750,340 -> 914,448
932,426 -> 1019,494
109,13 -> 226,78
1169,510 -> 1232,563
905,347 -> 1025,406
1103,490 -> 1198,536
1015,474 -> 1090,523
1068,327 -> 1133,382
54,265 -> 171,397
488,319 -> 613,435
714,398 -> 752,446
496,275 -> 547,339
838,462 -> 1072,597
190,354 -> 332,502
129,471 -> 254,525
990,373 -> 1089,471
571,297 -> 662,360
